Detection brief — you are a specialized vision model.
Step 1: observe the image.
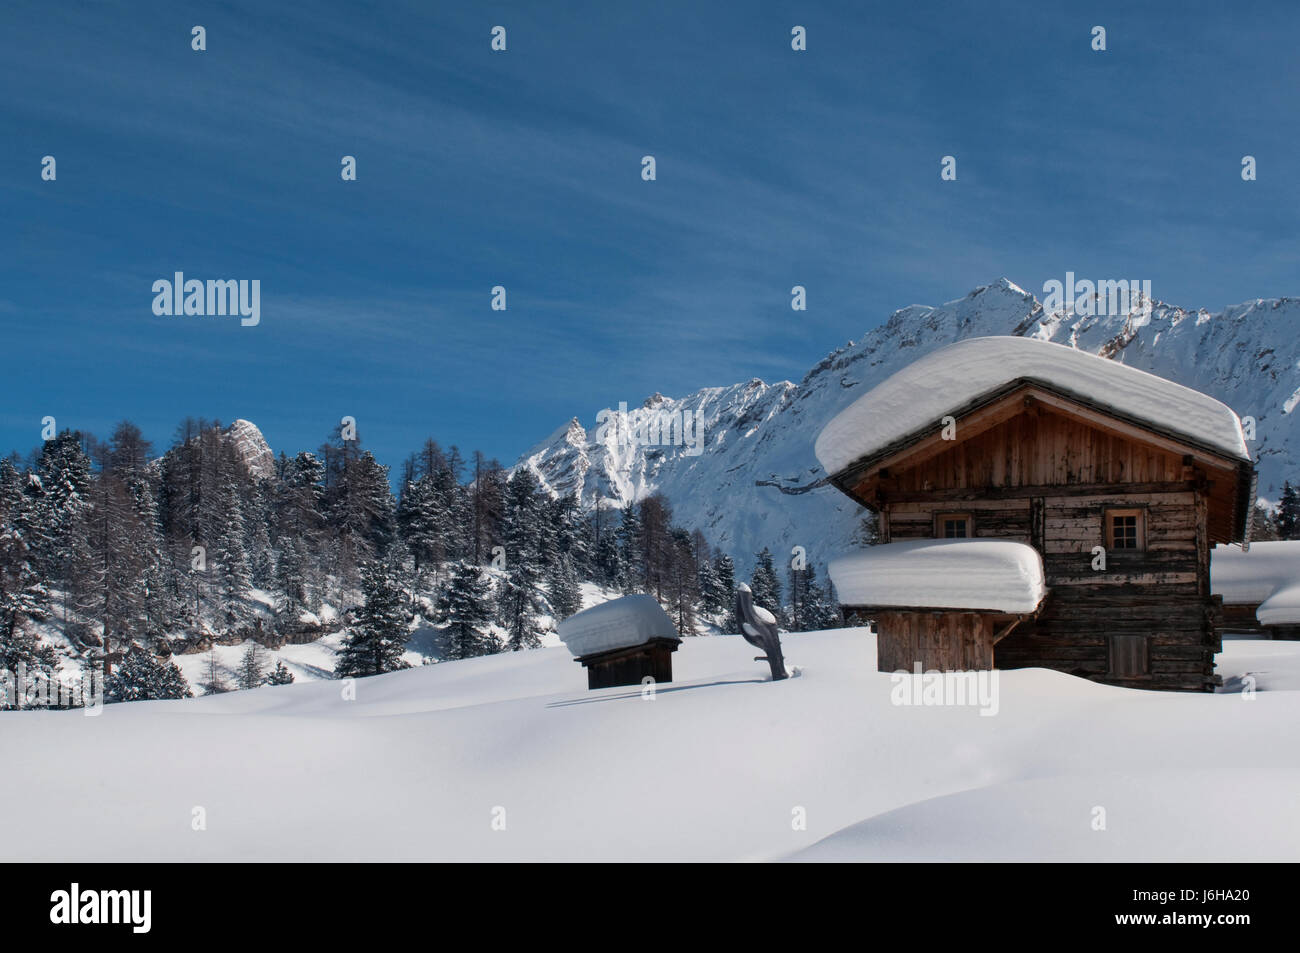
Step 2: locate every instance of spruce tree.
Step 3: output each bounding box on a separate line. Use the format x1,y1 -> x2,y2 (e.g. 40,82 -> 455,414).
546,554 -> 583,622
749,547 -> 782,616
497,470 -> 545,650
265,660 -> 295,685
713,552 -> 738,632
614,504 -> 642,592
438,561 -> 498,659
336,558 -> 412,677
236,641 -> 268,689
666,528 -> 700,636
1279,481 -> 1300,540
106,648 -> 191,703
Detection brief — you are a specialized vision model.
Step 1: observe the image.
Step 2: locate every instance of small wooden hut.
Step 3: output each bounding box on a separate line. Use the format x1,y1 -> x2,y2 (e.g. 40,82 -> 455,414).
816,336 -> 1256,691
557,594 -> 682,689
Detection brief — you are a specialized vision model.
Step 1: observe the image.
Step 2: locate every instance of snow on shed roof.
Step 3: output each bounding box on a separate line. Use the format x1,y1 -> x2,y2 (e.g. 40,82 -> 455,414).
1212,541 -> 1300,624
556,594 -> 680,658
814,336 -> 1250,477
828,539 -> 1047,614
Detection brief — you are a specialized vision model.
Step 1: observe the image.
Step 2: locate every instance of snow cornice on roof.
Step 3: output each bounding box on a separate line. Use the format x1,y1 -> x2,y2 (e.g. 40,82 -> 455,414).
815,336 -> 1252,483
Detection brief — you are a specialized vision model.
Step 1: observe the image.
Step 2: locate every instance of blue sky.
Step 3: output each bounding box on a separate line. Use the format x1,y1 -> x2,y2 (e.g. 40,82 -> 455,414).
3,0 -> 1298,472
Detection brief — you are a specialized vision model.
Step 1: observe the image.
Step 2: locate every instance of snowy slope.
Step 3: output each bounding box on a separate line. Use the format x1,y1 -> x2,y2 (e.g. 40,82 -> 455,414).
516,279 -> 1300,577
3,630 -> 1298,861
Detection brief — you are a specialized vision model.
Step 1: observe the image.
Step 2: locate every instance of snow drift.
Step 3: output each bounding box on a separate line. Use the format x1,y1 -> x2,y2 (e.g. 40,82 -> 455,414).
3,630 -> 1299,861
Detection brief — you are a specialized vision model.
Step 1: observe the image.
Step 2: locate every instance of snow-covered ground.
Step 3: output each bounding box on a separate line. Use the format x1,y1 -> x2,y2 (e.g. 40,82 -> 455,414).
3,628 -> 1297,862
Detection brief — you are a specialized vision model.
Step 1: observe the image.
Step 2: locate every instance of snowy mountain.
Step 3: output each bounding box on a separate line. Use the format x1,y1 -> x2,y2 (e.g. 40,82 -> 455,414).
225,418 -> 276,481
516,279 -> 1300,577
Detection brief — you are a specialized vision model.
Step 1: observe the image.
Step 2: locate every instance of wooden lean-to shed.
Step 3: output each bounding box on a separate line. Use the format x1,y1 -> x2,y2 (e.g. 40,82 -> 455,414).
828,538 -> 1047,671
815,336 -> 1256,692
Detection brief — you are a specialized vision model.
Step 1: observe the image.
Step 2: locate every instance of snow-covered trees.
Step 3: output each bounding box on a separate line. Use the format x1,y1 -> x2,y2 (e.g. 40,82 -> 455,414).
236,641 -> 268,690
336,558 -> 411,677
438,561 -> 499,660
320,426 -> 396,585
749,547 -> 782,615
0,415 -> 739,690
106,648 -> 191,702
497,469 -> 545,650
1279,482 -> 1300,540
266,660 -> 295,685
0,473 -> 48,665
787,562 -> 839,632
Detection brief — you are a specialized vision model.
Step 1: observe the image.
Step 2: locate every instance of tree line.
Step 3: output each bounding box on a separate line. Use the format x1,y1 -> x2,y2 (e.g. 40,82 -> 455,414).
0,418 -> 841,705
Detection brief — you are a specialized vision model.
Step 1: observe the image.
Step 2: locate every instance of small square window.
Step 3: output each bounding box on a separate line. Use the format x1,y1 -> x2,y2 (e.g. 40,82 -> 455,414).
1106,508 -> 1145,551
937,513 -> 973,539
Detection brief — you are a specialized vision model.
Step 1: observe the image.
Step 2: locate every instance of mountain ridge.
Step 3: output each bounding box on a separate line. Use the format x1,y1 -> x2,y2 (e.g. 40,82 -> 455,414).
514,279 -> 1300,577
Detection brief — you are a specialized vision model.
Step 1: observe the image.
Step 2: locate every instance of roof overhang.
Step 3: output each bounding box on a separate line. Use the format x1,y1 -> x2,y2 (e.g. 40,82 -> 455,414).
827,379 -> 1255,543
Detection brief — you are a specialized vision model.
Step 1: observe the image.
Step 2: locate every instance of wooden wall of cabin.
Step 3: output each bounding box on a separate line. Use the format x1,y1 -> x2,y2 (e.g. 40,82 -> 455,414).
878,406 -> 1190,492
861,402 -> 1243,544
879,488 -> 1219,691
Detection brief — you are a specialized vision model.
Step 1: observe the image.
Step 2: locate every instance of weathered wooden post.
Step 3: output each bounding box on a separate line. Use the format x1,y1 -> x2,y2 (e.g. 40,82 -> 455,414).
734,583 -> 787,681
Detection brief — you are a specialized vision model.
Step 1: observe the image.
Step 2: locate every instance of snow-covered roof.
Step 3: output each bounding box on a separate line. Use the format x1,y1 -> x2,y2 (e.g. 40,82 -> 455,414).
815,336 -> 1250,477
1212,541 -> 1300,624
829,539 -> 1047,613
556,594 -> 680,657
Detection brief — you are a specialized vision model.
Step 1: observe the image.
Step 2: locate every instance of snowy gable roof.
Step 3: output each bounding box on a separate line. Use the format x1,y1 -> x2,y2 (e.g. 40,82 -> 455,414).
557,594 -> 680,658
1212,541 -> 1300,624
814,336 -> 1250,477
829,540 -> 1046,614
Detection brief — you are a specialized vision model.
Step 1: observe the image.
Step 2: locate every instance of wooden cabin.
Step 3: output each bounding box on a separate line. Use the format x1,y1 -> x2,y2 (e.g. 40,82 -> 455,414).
816,336 -> 1256,692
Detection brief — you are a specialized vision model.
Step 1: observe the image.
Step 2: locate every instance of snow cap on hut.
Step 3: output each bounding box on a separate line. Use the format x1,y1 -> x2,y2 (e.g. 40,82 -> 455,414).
829,539 -> 1047,614
814,336 -> 1251,478
557,594 -> 681,658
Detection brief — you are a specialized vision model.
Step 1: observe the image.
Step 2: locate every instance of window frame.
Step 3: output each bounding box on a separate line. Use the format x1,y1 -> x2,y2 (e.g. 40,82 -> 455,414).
1104,506 -> 1147,552
935,512 -> 974,539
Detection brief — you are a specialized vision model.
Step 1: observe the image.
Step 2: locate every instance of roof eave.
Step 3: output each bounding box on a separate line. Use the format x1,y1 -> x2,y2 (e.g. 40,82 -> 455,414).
825,377 -> 1251,500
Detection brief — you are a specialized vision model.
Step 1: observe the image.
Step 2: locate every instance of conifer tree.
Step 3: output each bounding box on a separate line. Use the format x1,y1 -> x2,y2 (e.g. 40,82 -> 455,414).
106,647 -> 191,702
614,503 -> 642,592
265,660 -> 295,685
336,558 -> 411,677
236,641 -> 268,689
666,528 -> 700,636
438,561 -> 499,659
749,547 -> 782,616
497,470 -> 545,650
546,553 -> 583,622
1278,481 -> 1300,540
